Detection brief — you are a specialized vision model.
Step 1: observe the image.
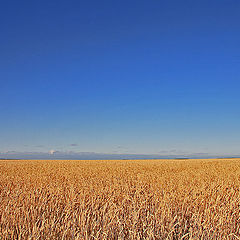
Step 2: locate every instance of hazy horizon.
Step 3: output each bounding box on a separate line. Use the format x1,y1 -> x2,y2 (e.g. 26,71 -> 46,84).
1,150 -> 240,160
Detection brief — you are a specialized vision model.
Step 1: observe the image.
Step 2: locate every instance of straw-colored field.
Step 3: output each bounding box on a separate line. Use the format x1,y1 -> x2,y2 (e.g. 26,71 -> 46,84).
0,159 -> 240,239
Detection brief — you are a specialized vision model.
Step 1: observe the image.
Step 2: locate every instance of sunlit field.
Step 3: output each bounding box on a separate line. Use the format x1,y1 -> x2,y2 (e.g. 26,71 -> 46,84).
1,159 -> 240,239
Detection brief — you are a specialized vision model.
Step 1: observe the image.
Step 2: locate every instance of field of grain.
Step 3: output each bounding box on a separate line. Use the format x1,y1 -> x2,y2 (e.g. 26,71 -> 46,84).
0,159 -> 240,239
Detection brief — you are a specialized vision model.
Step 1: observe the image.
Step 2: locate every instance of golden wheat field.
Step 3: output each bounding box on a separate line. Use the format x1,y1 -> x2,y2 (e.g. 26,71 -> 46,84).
0,159 -> 240,239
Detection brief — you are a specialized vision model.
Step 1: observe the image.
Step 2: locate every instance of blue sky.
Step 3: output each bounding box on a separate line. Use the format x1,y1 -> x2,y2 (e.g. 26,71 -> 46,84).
1,0 -> 240,158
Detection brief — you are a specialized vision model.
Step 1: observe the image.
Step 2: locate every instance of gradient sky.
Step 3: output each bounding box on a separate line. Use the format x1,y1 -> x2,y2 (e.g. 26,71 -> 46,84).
1,0 -> 240,157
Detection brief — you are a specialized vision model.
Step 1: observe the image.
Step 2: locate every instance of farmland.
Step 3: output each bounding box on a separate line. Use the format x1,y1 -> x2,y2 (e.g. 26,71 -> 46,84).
0,159 -> 240,239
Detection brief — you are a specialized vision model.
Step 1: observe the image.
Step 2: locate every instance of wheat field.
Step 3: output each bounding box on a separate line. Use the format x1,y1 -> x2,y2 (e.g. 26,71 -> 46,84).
0,158 -> 240,239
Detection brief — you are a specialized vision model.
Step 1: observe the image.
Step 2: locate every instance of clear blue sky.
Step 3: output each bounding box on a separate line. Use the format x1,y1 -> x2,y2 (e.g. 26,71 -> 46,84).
1,0 -> 240,158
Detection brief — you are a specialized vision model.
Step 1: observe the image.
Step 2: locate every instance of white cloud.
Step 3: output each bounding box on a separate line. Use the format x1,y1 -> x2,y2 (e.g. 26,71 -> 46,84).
49,149 -> 56,155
